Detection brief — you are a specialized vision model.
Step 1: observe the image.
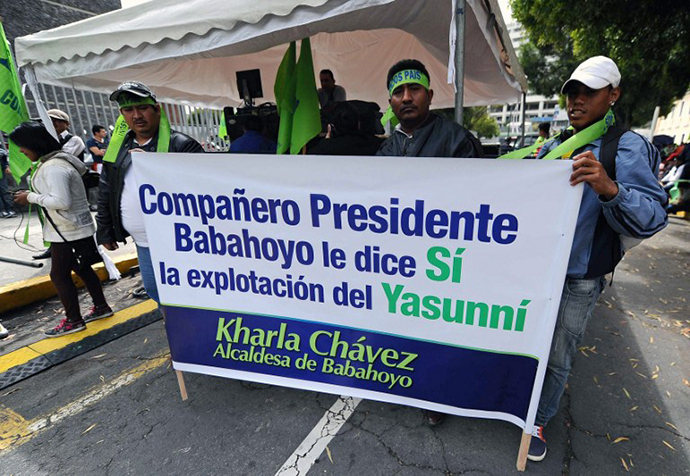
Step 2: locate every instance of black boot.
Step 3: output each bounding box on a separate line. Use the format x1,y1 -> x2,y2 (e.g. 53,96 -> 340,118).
32,247 -> 52,260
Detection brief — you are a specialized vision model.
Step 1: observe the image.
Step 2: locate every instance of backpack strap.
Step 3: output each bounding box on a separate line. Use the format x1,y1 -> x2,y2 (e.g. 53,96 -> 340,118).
583,125 -> 628,279
599,125 -> 626,182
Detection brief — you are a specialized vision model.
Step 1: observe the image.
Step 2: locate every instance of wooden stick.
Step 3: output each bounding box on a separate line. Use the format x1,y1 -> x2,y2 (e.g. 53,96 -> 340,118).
176,370 -> 188,401
516,431 -> 531,471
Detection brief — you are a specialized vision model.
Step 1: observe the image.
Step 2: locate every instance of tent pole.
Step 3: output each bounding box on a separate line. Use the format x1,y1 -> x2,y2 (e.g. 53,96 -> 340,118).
520,91 -> 526,145
649,106 -> 660,140
453,0 -> 466,126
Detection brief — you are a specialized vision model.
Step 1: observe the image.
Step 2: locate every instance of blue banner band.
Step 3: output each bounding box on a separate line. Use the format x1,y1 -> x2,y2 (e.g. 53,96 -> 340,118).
164,306 -> 537,420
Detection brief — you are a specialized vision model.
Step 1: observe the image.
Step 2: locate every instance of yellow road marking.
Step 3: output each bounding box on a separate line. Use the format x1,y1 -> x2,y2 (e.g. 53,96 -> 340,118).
0,352 -> 169,452
0,300 -> 158,373
0,348 -> 43,374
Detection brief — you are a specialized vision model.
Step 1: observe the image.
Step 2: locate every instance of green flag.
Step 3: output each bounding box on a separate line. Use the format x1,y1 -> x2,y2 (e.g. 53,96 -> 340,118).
290,38 -> 321,155
218,110 -> 228,141
274,41 -> 296,154
0,22 -> 31,182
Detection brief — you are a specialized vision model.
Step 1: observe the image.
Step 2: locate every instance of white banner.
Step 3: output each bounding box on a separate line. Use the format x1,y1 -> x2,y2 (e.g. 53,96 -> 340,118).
133,153 -> 582,430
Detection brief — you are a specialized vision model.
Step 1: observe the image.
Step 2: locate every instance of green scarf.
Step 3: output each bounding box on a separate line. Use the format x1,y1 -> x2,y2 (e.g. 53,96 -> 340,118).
103,100 -> 171,164
542,109 -> 616,160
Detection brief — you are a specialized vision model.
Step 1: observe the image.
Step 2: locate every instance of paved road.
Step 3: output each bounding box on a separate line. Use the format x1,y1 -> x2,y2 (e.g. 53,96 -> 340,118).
1,217 -> 688,475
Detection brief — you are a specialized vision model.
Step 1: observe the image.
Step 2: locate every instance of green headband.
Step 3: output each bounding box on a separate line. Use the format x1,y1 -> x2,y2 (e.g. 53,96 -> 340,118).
117,96 -> 157,108
388,69 -> 430,96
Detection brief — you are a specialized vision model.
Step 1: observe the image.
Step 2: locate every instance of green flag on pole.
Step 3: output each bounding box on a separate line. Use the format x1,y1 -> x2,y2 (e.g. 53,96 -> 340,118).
0,21 -> 31,182
274,41 -> 296,154
290,38 -> 321,155
218,110 -> 228,140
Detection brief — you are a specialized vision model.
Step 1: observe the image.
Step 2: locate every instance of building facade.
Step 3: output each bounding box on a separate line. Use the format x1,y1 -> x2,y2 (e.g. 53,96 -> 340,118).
654,91 -> 690,145
488,21 -> 561,138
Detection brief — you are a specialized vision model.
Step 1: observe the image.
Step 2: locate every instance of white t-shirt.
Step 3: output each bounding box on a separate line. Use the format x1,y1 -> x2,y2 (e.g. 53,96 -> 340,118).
60,131 -> 86,157
120,139 -> 151,247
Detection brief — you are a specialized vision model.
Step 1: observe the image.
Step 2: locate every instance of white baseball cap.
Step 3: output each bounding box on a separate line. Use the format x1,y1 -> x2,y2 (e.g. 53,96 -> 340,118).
561,56 -> 621,94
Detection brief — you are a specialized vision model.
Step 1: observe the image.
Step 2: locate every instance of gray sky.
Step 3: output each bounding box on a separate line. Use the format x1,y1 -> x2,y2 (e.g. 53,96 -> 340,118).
498,0 -> 513,22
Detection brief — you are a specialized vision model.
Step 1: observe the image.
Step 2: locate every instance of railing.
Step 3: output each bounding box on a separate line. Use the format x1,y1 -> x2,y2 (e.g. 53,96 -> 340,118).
21,84 -> 230,152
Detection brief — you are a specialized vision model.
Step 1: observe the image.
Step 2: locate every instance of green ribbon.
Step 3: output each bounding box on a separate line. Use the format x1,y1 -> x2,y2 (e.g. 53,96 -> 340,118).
103,105 -> 171,163
380,106 -> 400,128
498,134 -> 553,160
542,109 -> 615,160
23,163 -> 49,247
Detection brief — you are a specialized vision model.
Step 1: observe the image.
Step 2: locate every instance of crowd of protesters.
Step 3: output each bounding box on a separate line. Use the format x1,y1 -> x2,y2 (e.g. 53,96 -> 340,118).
0,55 -> 681,468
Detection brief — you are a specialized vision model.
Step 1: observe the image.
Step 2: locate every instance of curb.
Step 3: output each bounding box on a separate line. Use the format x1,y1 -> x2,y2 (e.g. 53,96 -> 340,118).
0,300 -> 161,390
0,253 -> 139,314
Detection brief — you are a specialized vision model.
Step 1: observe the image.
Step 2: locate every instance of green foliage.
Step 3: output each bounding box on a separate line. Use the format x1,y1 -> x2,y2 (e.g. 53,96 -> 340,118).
463,106 -> 500,138
435,107 -> 499,138
511,0 -> 690,128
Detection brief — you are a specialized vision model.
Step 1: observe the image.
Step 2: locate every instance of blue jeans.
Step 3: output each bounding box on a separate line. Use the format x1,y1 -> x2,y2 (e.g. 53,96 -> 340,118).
536,276 -> 606,426
136,245 -> 160,304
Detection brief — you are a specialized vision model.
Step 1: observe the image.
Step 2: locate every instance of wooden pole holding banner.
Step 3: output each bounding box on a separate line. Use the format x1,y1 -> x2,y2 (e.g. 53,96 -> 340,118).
516,431 -> 531,471
176,370 -> 188,401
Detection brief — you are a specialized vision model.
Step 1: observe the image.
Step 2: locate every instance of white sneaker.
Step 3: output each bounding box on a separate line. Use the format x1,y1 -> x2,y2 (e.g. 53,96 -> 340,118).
0,323 -> 9,339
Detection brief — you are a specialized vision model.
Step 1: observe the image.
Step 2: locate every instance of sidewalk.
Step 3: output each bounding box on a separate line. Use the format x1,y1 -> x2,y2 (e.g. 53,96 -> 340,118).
0,210 -> 159,389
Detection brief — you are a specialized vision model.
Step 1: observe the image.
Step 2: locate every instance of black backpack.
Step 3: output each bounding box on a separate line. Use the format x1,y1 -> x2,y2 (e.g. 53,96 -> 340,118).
580,125 -> 627,278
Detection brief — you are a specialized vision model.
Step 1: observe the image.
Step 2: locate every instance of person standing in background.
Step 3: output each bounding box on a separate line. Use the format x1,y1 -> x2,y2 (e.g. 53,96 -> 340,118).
86,125 -> 109,172
11,121 -> 113,337
0,147 -> 17,218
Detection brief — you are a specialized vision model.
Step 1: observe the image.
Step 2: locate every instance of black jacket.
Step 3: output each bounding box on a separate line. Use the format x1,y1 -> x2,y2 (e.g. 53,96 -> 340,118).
309,133 -> 384,156
96,130 -> 204,244
376,114 -> 483,158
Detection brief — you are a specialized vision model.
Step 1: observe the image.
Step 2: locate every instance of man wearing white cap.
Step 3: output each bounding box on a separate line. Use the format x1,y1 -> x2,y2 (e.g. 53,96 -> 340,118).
528,56 -> 668,461
47,109 -> 86,161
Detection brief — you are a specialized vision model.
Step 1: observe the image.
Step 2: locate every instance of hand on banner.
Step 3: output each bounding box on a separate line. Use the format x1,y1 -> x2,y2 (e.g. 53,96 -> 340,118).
13,191 -> 29,206
570,151 -> 619,200
130,148 -> 145,154
103,242 -> 119,251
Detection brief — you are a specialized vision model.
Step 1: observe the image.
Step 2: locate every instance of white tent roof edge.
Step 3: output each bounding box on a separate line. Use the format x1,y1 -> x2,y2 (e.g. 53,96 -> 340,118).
15,0 -> 527,110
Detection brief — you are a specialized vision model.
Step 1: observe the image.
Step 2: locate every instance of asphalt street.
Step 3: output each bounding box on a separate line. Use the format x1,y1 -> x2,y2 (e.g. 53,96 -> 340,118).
1,216 -> 688,475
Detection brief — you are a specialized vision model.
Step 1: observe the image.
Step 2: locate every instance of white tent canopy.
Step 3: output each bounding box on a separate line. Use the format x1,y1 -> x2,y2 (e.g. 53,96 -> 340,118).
15,0 -> 526,111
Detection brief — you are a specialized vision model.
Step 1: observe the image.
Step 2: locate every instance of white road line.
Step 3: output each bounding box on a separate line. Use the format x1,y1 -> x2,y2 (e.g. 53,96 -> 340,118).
27,356 -> 168,433
275,396 -> 362,476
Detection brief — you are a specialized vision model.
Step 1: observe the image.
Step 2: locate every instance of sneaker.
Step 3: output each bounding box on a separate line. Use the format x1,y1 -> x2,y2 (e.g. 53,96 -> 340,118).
5,210 -> 16,218
424,410 -> 447,427
527,425 -> 547,462
33,248 -> 52,260
0,323 -> 8,339
0,211 -> 7,218
44,318 -> 86,337
84,305 -> 114,323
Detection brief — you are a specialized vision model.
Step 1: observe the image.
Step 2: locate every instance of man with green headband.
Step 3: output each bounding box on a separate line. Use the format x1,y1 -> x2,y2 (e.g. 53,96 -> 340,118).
528,56 -> 668,462
377,59 -> 481,428
377,59 -> 482,158
96,81 -> 204,303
